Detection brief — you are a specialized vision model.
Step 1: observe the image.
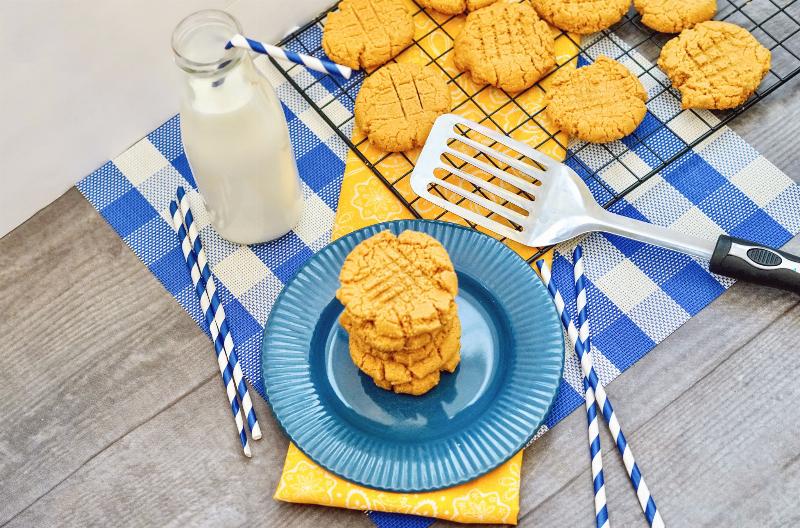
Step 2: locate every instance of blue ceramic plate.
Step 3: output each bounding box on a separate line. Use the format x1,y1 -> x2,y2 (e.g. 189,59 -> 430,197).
262,220 -> 564,492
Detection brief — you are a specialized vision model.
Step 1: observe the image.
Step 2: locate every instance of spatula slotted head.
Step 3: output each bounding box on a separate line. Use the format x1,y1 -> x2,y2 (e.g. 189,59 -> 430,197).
411,114 -> 595,247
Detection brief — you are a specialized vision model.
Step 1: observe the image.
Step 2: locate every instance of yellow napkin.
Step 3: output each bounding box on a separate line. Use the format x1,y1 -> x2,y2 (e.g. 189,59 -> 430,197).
275,3 -> 578,524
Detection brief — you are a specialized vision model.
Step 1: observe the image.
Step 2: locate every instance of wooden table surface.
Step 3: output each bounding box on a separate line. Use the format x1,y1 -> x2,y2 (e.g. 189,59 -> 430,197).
2,77 -> 799,527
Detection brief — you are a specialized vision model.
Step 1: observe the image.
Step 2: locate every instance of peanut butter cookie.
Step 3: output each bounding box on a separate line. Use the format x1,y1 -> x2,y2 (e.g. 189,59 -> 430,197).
322,0 -> 415,70
658,21 -> 771,109
634,0 -> 715,33
337,230 -> 458,343
453,2 -> 555,92
531,0 -> 630,35
339,230 -> 462,395
349,318 -> 461,395
417,0 -> 497,16
546,56 -> 647,143
340,303 -> 457,352
354,63 -> 452,152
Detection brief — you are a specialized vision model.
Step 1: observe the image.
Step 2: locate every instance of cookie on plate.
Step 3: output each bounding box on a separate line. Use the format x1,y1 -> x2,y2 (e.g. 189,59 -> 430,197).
349,317 -> 461,395
417,0 -> 497,15
634,0 -> 715,33
658,21 -> 771,109
530,0 -> 630,35
337,230 -> 459,344
340,303 -> 458,352
355,63 -> 451,152
546,56 -> 648,143
322,0 -> 415,70
454,2 -> 555,92
338,230 -> 462,395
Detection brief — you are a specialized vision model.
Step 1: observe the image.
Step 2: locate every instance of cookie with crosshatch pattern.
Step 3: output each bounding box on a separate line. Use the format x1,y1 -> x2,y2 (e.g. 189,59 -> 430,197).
321,0 -> 415,70
337,230 -> 462,395
417,0 -> 497,16
354,63 -> 452,152
453,2 -> 556,92
546,56 -> 647,143
633,0 -> 716,33
658,21 -> 771,109
530,0 -> 630,35
337,230 -> 459,347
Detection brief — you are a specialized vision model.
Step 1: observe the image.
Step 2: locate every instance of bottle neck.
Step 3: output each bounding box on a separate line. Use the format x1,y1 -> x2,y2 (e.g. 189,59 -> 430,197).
172,9 -> 253,114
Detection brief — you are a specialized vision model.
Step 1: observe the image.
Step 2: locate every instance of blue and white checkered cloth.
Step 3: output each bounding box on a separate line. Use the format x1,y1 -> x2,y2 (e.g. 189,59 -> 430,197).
77,30 -> 799,528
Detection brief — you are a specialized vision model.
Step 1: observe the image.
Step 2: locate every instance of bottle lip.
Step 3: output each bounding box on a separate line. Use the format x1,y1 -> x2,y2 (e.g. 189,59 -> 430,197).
172,9 -> 244,75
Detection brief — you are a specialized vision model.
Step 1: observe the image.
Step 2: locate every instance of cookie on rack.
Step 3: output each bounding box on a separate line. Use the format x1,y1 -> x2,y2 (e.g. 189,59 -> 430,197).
354,63 -> 452,152
546,56 -> 648,143
658,21 -> 771,109
453,2 -> 555,92
322,0 -> 415,70
530,0 -> 630,35
417,0 -> 497,16
633,0 -> 716,33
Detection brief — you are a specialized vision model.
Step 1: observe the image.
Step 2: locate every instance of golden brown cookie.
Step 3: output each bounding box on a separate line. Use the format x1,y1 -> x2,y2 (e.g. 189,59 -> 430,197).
391,371 -> 441,396
354,63 -> 452,152
322,0 -> 415,70
531,0 -> 630,35
634,0 -> 715,33
546,56 -> 647,143
453,2 -> 555,92
340,302 -> 457,352
348,318 -> 461,395
337,230 -> 458,342
658,21 -> 771,110
351,315 -> 461,368
417,0 -> 497,15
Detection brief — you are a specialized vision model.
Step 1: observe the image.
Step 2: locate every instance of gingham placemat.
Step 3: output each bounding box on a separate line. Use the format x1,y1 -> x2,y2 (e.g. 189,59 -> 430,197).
76,31 -> 799,528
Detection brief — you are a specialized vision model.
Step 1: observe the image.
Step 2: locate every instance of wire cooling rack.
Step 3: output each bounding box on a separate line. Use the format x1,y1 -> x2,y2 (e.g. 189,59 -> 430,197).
271,0 -> 800,261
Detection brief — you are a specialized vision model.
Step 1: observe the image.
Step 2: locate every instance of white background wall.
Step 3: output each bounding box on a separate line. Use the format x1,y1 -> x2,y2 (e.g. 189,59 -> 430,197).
0,0 -> 333,237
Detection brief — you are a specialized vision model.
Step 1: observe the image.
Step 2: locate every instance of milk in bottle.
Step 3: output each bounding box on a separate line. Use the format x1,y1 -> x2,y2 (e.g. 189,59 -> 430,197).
172,10 -> 303,244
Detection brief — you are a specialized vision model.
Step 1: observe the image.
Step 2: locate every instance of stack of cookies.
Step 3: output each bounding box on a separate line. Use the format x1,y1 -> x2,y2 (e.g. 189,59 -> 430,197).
336,230 -> 461,395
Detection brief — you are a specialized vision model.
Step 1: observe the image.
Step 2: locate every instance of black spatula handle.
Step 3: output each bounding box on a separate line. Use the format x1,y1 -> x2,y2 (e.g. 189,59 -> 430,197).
709,235 -> 800,294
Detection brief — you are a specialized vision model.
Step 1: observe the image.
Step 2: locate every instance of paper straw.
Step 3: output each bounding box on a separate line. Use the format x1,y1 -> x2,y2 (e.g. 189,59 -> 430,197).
573,248 -> 609,528
537,255 -> 664,528
225,34 -> 353,79
176,187 -> 262,442
169,200 -> 251,457
584,376 -> 609,528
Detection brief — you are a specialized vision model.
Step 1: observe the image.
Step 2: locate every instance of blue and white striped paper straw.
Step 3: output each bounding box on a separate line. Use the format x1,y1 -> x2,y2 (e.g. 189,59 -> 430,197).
537,254 -> 665,528
169,200 -> 251,457
225,34 -> 352,79
176,187 -> 262,442
574,249 -> 609,528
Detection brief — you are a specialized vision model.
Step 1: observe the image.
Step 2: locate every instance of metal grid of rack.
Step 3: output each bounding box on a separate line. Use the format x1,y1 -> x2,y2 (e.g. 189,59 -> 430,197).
272,0 -> 800,261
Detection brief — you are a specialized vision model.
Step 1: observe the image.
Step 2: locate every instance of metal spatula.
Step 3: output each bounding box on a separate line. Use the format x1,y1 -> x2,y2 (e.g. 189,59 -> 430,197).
411,114 -> 800,294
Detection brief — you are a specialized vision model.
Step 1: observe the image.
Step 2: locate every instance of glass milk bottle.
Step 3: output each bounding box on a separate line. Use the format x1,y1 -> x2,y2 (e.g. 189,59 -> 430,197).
171,10 -> 303,244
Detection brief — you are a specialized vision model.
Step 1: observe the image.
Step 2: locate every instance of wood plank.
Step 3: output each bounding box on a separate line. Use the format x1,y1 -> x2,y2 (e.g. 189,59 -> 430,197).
5,377 -> 371,528
0,189 -> 370,527
0,189 -> 218,523
521,301 -> 800,526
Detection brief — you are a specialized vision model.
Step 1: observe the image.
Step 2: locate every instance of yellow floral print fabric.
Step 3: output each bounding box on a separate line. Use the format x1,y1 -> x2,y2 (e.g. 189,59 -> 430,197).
276,443 -> 524,524
275,2 -> 578,524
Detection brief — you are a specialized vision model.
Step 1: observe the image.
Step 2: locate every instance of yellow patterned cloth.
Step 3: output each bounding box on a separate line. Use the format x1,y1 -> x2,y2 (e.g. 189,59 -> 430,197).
274,3 -> 578,524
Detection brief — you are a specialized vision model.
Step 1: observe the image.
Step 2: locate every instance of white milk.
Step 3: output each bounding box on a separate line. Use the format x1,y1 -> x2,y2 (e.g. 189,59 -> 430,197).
174,10 -> 303,244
